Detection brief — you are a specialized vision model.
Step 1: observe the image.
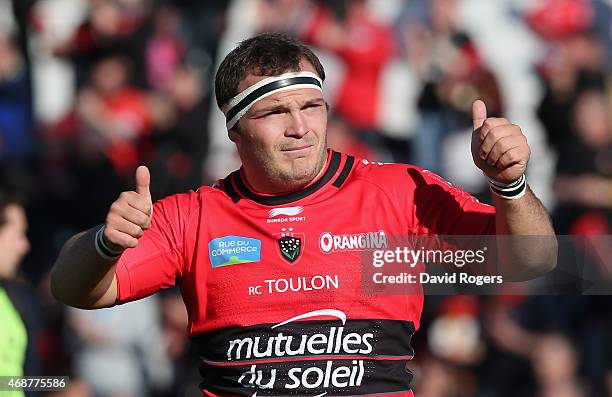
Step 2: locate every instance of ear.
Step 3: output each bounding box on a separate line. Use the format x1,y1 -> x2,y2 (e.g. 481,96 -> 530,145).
228,128 -> 240,144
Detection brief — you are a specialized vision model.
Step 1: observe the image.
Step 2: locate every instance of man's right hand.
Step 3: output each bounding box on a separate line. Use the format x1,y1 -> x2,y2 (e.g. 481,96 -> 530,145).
103,166 -> 153,252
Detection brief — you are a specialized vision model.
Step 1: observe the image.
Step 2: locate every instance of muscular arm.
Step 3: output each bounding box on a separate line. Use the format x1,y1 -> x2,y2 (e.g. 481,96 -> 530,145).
50,227 -> 118,309
51,166 -> 153,309
493,187 -> 557,280
471,100 -> 557,280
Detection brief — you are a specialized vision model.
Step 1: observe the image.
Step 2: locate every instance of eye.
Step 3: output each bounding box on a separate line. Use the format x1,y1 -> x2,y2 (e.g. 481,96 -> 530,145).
302,103 -> 323,111
261,109 -> 285,118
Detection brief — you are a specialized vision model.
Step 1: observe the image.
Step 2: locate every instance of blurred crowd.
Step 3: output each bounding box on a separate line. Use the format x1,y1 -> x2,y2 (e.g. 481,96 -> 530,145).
0,0 -> 612,396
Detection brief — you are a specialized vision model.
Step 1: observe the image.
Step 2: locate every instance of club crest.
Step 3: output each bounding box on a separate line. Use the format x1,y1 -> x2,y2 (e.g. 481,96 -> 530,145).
275,227 -> 304,264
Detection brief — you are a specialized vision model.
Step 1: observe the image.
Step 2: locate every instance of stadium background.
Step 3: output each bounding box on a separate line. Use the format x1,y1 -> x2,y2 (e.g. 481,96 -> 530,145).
0,0 -> 611,396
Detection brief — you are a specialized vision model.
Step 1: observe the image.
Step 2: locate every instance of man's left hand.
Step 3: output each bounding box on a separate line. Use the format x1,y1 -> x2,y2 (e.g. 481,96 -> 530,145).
471,100 -> 530,184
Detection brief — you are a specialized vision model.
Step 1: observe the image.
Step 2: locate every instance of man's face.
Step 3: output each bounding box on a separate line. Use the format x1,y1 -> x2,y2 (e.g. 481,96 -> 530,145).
229,61 -> 328,194
0,204 -> 30,279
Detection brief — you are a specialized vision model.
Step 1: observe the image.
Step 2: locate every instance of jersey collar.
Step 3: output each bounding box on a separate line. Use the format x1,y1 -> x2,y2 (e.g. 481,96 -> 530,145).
224,150 -> 350,206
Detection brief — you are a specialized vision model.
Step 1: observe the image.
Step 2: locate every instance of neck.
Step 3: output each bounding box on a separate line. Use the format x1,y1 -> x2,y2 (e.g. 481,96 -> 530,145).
242,152 -> 329,195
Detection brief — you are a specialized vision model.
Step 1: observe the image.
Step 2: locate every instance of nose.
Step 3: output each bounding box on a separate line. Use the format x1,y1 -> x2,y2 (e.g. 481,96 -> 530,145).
19,236 -> 30,255
285,109 -> 308,138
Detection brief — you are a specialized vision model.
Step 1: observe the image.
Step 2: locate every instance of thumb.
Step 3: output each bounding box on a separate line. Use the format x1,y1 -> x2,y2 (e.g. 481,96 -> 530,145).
472,99 -> 487,131
135,165 -> 151,201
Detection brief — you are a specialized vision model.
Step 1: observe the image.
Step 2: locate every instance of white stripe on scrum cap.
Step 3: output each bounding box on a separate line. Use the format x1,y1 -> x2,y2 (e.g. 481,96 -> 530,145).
224,71 -> 323,131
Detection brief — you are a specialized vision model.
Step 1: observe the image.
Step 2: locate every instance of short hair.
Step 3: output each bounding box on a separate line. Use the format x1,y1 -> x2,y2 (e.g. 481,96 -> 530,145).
0,189 -> 23,228
0,191 -> 14,228
214,32 -> 326,110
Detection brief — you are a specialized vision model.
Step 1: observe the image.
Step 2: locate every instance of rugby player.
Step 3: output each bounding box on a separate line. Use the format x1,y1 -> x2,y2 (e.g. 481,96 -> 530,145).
51,33 -> 556,396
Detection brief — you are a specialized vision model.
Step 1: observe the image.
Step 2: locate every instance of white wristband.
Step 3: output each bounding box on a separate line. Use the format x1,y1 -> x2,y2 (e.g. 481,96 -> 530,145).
488,174 -> 527,200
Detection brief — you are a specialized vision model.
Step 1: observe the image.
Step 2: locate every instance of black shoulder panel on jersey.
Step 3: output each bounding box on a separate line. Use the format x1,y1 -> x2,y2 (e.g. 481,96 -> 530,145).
221,175 -> 241,203
332,155 -> 355,188
233,150 -> 342,206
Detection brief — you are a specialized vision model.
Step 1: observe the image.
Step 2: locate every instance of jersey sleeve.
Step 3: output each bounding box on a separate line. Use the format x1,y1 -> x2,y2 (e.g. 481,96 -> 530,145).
405,167 -> 496,235
114,190 -> 199,305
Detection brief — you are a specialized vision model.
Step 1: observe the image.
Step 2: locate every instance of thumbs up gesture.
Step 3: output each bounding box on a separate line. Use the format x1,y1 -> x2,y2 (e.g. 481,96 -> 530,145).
471,100 -> 531,184
102,166 -> 153,252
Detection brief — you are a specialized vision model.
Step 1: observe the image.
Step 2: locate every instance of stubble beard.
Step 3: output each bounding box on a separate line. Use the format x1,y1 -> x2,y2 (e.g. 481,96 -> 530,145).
249,137 -> 327,194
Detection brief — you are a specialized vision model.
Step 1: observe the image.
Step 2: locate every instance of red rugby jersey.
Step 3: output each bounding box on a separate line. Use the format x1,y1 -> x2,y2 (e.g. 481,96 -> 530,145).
114,149 -> 496,396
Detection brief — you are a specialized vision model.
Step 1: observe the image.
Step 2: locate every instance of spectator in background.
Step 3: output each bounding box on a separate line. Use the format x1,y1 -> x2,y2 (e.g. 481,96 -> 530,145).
0,191 -> 39,396
531,333 -> 585,397
551,84 -> 612,296
552,84 -> 612,234
529,0 -> 608,154
53,0 -> 150,88
159,290 -> 201,397
411,296 -> 485,397
0,33 -> 32,158
254,0 -> 311,36
149,64 -> 210,198
146,4 -> 185,92
302,0 -> 394,151
67,296 -> 174,397
528,0 -> 612,300
535,43 -> 606,153
326,114 -> 380,161
400,0 -> 503,177
412,356 -> 457,397
171,0 -> 227,61
76,54 -> 153,182
489,316 -> 587,396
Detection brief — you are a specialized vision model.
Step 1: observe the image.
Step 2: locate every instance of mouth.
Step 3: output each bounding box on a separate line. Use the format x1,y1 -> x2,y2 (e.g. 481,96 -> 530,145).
281,145 -> 313,153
